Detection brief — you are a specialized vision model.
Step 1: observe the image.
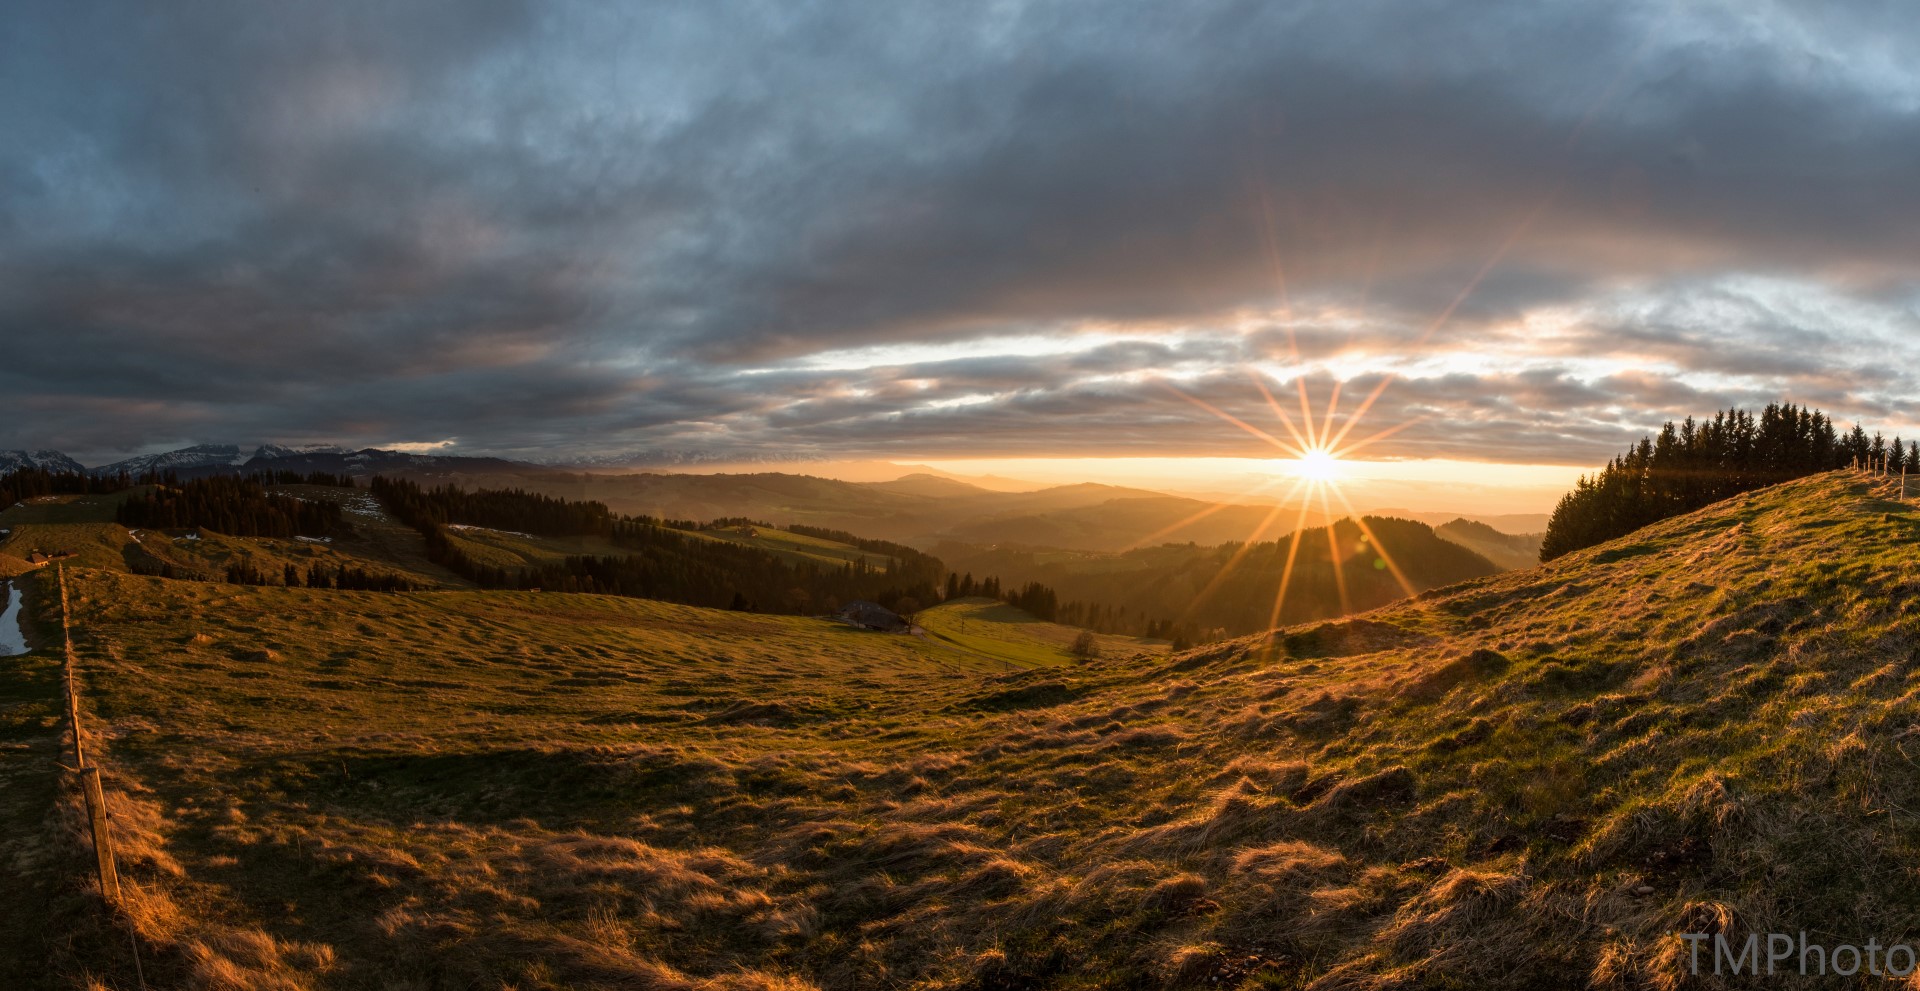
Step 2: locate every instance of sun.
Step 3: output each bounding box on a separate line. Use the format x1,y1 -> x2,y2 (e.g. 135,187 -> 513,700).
1292,447 -> 1343,482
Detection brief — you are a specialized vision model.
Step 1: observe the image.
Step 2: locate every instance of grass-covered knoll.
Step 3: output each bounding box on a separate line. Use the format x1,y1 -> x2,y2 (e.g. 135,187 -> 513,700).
0,492 -> 145,571
27,469 -> 1920,989
441,524 -> 632,571
917,596 -> 1166,670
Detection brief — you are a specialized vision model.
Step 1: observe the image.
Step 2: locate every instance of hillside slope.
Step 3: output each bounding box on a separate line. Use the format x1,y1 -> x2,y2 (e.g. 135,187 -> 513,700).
1434,517 -> 1544,571
23,469 -> 1920,989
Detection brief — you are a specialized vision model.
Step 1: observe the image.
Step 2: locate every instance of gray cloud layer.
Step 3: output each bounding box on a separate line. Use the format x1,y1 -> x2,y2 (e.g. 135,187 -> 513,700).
5,1 -> 1920,464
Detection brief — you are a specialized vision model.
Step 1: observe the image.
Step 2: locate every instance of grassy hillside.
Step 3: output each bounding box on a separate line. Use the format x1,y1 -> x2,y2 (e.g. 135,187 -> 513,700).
916,597 -> 1167,670
0,485 -> 460,589
22,469 -> 1920,988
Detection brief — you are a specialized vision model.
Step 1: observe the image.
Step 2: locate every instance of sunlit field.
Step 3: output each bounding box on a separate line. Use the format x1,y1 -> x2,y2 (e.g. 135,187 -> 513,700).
6,471 -> 1919,988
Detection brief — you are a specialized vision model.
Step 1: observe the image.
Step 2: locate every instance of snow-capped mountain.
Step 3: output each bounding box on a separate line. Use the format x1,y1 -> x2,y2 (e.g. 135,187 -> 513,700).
554,449 -> 831,470
252,443 -> 347,460
0,449 -> 86,476
244,447 -> 537,476
91,444 -> 249,476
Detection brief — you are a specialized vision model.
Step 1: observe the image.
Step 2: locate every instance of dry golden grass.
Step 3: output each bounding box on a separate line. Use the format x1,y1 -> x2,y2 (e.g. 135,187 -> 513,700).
13,471 -> 1920,988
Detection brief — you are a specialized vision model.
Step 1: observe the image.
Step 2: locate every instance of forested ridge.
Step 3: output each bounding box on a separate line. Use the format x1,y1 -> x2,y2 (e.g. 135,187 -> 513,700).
370,476 -> 948,614
1541,404 -> 1911,561
117,475 -> 342,538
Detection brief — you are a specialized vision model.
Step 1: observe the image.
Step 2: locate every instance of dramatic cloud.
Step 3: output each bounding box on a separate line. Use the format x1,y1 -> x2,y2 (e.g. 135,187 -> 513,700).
5,0 -> 1920,466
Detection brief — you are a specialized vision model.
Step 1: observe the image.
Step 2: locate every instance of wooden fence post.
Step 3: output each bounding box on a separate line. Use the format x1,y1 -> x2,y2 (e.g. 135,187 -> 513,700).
53,566 -> 144,985
58,566 -> 86,768
80,768 -> 121,906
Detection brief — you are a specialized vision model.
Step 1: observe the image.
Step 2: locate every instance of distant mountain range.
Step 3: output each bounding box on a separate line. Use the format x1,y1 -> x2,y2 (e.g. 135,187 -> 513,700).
0,449 -> 87,475
0,443 -> 532,479
1,443 -> 1546,555
254,448 -> 534,476
553,449 -> 834,470
91,443 -> 254,476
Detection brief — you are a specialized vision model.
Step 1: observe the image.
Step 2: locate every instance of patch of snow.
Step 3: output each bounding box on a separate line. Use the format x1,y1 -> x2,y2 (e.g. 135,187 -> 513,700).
91,444 -> 248,476
0,582 -> 26,656
253,443 -> 346,460
294,535 -> 333,544
449,523 -> 535,538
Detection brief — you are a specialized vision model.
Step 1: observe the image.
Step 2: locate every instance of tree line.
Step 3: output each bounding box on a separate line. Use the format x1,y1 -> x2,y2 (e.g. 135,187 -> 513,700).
117,475 -> 341,538
133,559 -> 420,592
384,482 -> 616,536
0,468 -> 129,509
1540,404 -> 1910,561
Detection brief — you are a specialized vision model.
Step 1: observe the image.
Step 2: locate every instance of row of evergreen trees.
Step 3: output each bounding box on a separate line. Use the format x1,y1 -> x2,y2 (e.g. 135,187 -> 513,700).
116,476 -> 341,538
250,470 -> 359,488
134,559 -> 417,592
943,572 -> 1005,600
1540,404 -> 1908,560
219,561 -> 419,591
383,482 -> 616,537
0,468 -> 128,509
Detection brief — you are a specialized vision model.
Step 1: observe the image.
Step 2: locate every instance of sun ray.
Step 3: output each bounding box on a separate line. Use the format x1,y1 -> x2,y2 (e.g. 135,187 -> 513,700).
1318,379 -> 1344,455
1296,376 -> 1321,450
1266,493 -> 1319,636
1168,384 -> 1295,454
1326,485 -> 1419,600
1180,482 -> 1306,621
1325,192 -> 1557,456
1317,484 -> 1353,617
1122,473 -> 1297,551
1326,415 -> 1429,461
1249,373 -> 1316,455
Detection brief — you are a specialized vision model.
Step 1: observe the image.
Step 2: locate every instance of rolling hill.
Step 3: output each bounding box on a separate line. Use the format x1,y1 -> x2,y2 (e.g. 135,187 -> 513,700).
252,465 -> 1332,553
1433,518 -> 1545,571
937,515 -> 1502,636
12,469 -> 1913,987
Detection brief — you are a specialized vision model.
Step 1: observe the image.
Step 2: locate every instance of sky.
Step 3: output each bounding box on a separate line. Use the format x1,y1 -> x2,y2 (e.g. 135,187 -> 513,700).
6,1 -> 1920,510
